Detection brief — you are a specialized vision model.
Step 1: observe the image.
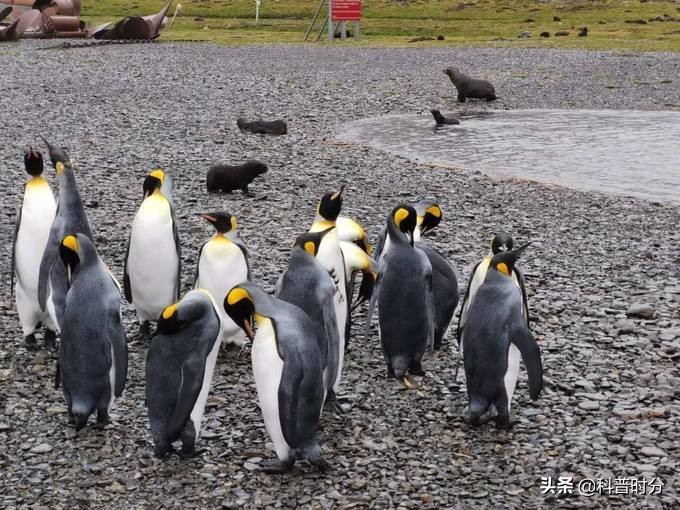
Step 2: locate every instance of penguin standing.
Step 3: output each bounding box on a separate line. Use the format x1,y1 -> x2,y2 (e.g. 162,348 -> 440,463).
37,139 -> 94,331
224,282 -> 328,474
366,205 -> 434,385
57,234 -> 128,430
193,212 -> 251,346
124,169 -> 181,336
336,215 -> 376,309
460,245 -> 542,429
146,290 -> 222,458
276,229 -> 339,408
12,148 -> 58,350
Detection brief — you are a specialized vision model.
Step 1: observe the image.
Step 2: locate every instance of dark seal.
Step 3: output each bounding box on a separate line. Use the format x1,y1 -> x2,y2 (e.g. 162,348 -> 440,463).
206,160 -> 268,195
430,109 -> 460,125
443,67 -> 497,103
236,118 -> 287,135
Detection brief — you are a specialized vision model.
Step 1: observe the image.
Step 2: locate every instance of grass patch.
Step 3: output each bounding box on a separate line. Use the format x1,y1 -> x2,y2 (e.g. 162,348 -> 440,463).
82,0 -> 680,51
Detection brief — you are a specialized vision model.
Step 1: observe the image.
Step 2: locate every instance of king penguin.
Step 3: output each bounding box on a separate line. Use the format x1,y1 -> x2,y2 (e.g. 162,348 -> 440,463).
12,148 -> 57,350
224,282 -> 328,474
335,215 -> 377,310
460,244 -> 542,429
57,233 -> 128,431
193,211 -> 251,346
37,139 -> 94,331
146,290 -> 222,458
366,205 -> 434,385
124,169 -> 181,337
276,229 -> 339,408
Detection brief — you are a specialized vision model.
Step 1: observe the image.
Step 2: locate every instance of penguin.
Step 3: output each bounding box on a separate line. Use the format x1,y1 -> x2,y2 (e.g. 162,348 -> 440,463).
276,229 -> 340,408
457,232 -> 529,344
146,290 -> 222,458
193,212 -> 251,346
366,205 -> 434,386
124,169 -> 181,337
336,215 -> 376,308
460,244 -> 542,429
57,233 -> 128,431
12,148 -> 58,350
37,139 -> 94,331
224,282 -> 329,474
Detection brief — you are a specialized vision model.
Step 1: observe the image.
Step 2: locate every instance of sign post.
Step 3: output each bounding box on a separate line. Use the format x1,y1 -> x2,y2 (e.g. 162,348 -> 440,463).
330,0 -> 361,41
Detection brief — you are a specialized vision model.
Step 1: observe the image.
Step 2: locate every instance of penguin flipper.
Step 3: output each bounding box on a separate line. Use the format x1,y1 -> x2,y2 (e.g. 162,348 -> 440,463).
322,297 -> 340,391
278,357 -> 303,448
510,326 -> 543,400
418,249 -> 436,353
10,206 -> 20,299
373,226 -> 387,261
456,259 -> 482,345
514,266 -> 530,327
107,313 -> 128,397
123,232 -> 132,303
168,349 -> 206,440
364,271 -> 382,341
171,204 -> 182,299
54,358 -> 61,389
232,235 -> 252,281
38,220 -> 61,311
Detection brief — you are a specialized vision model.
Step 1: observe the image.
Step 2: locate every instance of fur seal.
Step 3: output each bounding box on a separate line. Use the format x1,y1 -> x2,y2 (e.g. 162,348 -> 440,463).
430,109 -> 460,125
443,68 -> 497,102
236,118 -> 287,135
206,160 -> 268,195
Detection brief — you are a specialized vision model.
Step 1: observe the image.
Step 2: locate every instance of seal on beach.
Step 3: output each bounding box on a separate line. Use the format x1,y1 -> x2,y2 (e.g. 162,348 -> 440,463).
443,67 -> 497,102
206,160 -> 268,195
430,109 -> 460,125
236,118 -> 288,135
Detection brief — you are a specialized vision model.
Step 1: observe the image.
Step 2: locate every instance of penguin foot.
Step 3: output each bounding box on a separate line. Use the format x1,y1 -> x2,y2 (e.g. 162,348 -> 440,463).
24,334 -> 38,351
310,458 -> 331,474
323,399 -> 346,416
495,414 -> 511,430
180,447 -> 207,459
44,330 -> 57,351
402,375 -> 417,389
257,458 -> 294,474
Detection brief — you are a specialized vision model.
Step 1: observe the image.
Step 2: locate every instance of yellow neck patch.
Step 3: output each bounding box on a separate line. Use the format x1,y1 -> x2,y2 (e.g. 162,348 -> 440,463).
162,303 -> 178,319
310,220 -> 335,232
26,176 -> 48,189
228,288 -> 251,306
55,162 -> 65,175
62,235 -> 78,253
496,262 -> 510,276
150,169 -> 165,182
394,208 -> 409,227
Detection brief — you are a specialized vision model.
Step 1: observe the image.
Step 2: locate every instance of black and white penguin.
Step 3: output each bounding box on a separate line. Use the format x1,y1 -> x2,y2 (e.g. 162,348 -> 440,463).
193,212 -> 251,346
37,139 -> 94,331
460,245 -> 542,429
276,229 -> 339,408
224,282 -> 328,474
57,234 -> 128,431
124,169 -> 181,336
146,290 -> 222,458
336,215 -> 376,309
12,148 -> 57,350
366,205 -> 434,386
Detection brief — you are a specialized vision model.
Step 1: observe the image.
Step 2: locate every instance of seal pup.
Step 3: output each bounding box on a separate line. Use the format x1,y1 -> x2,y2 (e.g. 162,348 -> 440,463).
224,283 -> 329,474
146,290 -> 222,459
430,109 -> 460,125
236,118 -> 287,135
443,67 -> 497,102
206,160 -> 268,195
461,244 -> 542,429
12,147 -> 58,350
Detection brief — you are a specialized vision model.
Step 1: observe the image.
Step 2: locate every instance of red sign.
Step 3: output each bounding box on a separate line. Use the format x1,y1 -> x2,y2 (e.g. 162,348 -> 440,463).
332,0 -> 361,22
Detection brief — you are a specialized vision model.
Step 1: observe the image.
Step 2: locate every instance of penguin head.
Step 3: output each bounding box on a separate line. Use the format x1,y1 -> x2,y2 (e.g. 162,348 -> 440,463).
23,148 -> 44,176
416,201 -> 442,236
491,232 -> 514,254
317,186 -> 344,221
293,228 -> 334,257
156,292 -> 213,335
143,169 -> 165,198
391,204 -> 418,245
490,242 -> 532,277
41,137 -> 72,175
224,286 -> 256,341
59,234 -> 80,282
201,212 -> 237,234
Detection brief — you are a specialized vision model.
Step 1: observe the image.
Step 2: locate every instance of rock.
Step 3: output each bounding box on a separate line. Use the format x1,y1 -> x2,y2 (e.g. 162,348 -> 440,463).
627,303 -> 655,319
640,447 -> 666,457
540,32 -> 550,38
613,319 -> 635,333
578,400 -> 600,411
519,31 -> 531,38
29,444 -> 53,454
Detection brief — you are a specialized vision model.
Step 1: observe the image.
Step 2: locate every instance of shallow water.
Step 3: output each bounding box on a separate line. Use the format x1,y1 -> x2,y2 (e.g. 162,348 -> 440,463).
336,109 -> 680,205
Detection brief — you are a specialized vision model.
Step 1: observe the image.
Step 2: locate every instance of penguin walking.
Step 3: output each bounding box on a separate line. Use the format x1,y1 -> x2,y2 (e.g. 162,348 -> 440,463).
57,234 -> 128,431
37,139 -> 94,331
12,148 -> 57,350
193,212 -> 251,346
366,205 -> 434,385
124,169 -> 181,337
224,282 -> 328,474
460,245 -> 542,429
276,229 -> 340,408
146,290 -> 222,458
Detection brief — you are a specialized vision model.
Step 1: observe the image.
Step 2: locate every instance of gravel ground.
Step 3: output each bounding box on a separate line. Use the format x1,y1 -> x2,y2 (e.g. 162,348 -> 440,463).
0,42 -> 679,509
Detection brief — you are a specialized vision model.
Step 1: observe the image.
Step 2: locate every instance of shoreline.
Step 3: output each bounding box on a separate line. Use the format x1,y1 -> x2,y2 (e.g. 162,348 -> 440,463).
0,43 -> 678,507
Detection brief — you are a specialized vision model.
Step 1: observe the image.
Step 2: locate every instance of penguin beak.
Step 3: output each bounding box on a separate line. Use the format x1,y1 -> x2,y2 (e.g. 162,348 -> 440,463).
242,317 -> 254,341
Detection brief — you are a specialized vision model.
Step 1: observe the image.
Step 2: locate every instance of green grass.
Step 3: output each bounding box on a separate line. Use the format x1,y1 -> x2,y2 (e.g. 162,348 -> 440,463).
82,1 -> 680,51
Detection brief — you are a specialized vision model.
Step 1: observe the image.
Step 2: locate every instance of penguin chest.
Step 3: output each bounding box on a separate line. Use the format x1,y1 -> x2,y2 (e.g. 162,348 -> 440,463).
128,195 -> 178,318
315,233 -> 347,311
251,320 -> 292,460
